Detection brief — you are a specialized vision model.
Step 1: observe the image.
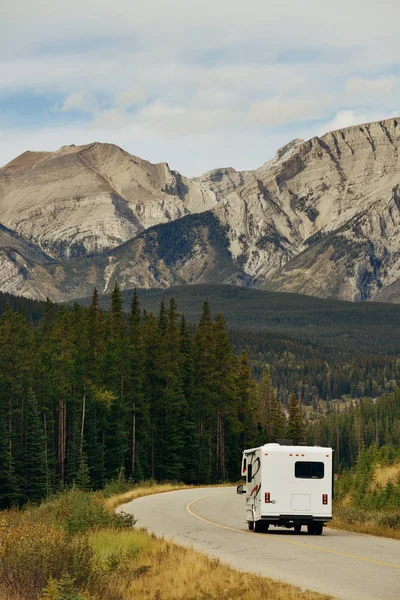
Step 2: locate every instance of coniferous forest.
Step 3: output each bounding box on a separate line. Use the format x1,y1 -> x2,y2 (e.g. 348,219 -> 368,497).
1,285 -> 400,511
0,285 -> 304,508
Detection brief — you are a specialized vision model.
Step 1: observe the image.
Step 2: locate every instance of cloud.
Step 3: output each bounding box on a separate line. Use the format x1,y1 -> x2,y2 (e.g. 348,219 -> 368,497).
1,0 -> 400,174
345,76 -> 398,96
61,91 -> 98,112
115,87 -> 146,108
247,95 -> 333,127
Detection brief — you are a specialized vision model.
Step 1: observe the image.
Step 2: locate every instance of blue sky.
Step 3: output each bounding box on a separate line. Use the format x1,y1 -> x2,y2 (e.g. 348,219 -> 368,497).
1,0 -> 400,175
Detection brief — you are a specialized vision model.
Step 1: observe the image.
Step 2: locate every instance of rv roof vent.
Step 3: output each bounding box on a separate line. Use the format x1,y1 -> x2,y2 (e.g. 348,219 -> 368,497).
264,443 -> 280,447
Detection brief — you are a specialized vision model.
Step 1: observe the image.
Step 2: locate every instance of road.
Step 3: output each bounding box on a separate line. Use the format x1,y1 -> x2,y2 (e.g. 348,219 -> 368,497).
120,487 -> 400,600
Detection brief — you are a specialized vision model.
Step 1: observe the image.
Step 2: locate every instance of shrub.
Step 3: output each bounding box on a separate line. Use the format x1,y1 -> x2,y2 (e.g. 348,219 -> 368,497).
33,490 -> 136,534
40,575 -> 93,600
0,515 -> 92,599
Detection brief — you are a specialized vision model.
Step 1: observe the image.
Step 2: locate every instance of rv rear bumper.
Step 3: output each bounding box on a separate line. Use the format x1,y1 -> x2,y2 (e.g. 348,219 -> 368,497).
261,515 -> 332,523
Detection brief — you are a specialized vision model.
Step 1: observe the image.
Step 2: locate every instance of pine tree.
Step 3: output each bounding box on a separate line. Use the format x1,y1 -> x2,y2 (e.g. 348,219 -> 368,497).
21,390 -> 48,503
194,301 -> 216,483
179,315 -> 198,483
163,298 -> 185,480
287,392 -> 305,444
0,408 -> 19,508
104,283 -> 128,478
127,290 -> 149,479
237,351 -> 256,452
75,453 -> 91,491
213,313 -> 237,481
90,287 -> 99,311
130,289 -> 140,327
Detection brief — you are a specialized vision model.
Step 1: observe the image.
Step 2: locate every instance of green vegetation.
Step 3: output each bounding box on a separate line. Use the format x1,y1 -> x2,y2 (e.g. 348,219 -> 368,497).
308,390 -> 400,537
77,284 -> 400,403
0,290 -> 47,325
308,389 -> 400,471
0,286 -> 295,506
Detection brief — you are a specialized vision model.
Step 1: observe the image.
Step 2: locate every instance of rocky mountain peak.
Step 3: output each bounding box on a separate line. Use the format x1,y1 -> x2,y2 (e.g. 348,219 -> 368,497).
1,118 -> 400,303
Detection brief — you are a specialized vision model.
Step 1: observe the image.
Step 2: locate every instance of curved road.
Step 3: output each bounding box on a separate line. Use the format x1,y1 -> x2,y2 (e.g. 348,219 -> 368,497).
120,487 -> 400,600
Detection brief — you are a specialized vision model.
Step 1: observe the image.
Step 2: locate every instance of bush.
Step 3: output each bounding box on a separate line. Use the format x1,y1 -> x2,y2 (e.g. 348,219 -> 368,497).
0,514 -> 92,599
41,575 -> 93,600
33,490 -> 136,534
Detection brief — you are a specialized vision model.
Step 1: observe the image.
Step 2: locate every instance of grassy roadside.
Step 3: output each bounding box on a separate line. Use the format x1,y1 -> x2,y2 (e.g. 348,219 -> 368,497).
102,480 -> 193,511
0,482 -> 332,600
329,506 -> 400,541
329,454 -> 400,541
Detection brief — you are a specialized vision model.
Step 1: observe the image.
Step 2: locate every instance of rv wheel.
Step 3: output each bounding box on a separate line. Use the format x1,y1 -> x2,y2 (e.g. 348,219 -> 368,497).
254,520 -> 269,533
314,523 -> 323,535
307,524 -> 323,535
248,521 -> 254,531
294,524 -> 301,534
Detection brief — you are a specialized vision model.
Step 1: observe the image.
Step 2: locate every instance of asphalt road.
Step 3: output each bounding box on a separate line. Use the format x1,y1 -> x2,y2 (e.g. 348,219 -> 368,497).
120,487 -> 400,600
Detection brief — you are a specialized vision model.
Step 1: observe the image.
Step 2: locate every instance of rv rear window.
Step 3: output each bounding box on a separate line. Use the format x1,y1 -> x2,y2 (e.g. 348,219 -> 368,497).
295,461 -> 324,479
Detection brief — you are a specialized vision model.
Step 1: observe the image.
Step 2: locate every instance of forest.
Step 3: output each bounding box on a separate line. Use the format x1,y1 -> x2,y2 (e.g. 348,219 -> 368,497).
0,286 -> 304,508
1,285 -> 400,510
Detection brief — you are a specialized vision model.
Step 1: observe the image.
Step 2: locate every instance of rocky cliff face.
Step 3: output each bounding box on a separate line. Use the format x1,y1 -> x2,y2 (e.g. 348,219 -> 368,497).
1,118 -> 400,302
216,118 -> 400,301
0,143 -> 250,259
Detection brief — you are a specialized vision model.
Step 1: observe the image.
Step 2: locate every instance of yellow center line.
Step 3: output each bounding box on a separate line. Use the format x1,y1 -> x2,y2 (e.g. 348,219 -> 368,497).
186,494 -> 400,571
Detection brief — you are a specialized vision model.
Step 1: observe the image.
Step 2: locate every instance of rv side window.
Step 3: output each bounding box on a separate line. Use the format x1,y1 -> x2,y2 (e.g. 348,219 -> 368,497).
295,461 -> 324,479
247,463 -> 252,483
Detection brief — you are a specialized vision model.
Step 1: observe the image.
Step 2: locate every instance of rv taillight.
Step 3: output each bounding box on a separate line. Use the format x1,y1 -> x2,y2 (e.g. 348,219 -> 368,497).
322,494 -> 328,505
265,493 -> 270,503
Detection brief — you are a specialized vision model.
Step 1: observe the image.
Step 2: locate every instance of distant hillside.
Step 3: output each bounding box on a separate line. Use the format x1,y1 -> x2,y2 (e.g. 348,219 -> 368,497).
0,290 -> 47,323
77,284 -> 400,355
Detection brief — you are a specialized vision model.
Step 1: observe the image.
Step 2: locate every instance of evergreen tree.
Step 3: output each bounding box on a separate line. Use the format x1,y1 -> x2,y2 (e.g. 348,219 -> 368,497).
194,301 -> 216,483
287,392 -> 305,444
127,289 -> 149,479
179,315 -> 198,483
104,283 -> 128,478
0,407 -> 19,508
75,453 -> 91,491
21,390 -> 48,503
237,351 -> 256,452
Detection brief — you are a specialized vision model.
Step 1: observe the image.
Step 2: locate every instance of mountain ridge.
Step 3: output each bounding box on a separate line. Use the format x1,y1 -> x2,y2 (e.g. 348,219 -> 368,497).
1,117 -> 400,302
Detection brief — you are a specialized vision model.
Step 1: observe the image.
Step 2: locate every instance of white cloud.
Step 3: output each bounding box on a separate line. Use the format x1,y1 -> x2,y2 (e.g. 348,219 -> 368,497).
115,87 -> 146,108
61,91 -> 98,112
345,76 -> 398,96
1,0 -> 400,174
247,95 -> 333,127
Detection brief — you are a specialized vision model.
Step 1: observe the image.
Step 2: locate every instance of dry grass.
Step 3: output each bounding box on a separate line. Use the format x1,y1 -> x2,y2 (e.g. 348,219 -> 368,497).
90,532 -> 331,600
103,482 -> 193,511
372,460 -> 400,488
104,480 -> 236,511
0,484 -> 332,600
329,511 -> 400,540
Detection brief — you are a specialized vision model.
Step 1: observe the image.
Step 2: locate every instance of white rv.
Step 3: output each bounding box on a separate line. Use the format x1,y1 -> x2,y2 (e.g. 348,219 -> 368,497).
237,443 -> 333,534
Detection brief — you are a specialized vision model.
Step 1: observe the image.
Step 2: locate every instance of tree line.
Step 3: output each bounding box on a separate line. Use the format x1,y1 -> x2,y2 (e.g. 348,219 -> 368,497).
231,329 -> 400,405
307,389 -> 400,471
0,286 -> 305,508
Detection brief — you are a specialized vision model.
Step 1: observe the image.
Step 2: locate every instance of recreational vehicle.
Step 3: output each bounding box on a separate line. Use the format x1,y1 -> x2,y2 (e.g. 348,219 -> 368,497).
237,443 -> 333,534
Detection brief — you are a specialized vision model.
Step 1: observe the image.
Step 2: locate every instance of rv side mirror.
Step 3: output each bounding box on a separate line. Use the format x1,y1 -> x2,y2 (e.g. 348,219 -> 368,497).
236,484 -> 246,495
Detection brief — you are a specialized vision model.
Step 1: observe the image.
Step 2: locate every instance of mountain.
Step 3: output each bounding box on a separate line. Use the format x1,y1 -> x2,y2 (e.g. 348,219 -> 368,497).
0,142 -> 251,259
1,118 -> 400,302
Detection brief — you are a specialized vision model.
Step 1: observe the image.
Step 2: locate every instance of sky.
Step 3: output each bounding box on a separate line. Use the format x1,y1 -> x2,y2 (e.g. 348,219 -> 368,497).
1,0 -> 400,176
